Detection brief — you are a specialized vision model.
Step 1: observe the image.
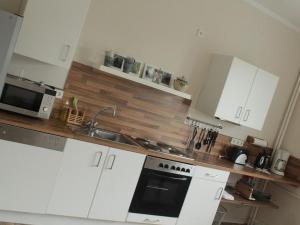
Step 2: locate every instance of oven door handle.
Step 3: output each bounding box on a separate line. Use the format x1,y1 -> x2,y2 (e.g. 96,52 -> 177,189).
146,185 -> 169,191
150,172 -> 188,181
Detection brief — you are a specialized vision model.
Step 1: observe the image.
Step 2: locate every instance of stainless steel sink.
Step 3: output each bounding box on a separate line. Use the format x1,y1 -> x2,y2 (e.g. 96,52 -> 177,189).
80,128 -> 138,146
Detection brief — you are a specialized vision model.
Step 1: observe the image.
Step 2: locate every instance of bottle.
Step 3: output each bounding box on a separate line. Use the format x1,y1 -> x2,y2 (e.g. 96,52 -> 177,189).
59,99 -> 70,122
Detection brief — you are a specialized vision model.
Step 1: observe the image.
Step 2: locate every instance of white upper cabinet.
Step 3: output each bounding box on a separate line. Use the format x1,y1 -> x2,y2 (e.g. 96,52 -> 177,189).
47,139 -> 109,218
15,0 -> 91,69
240,69 -> 279,130
197,54 -> 278,130
88,148 -> 145,222
215,58 -> 258,124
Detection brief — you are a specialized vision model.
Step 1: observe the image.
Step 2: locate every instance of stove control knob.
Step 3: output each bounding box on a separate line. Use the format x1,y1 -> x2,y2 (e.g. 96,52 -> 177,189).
186,169 -> 191,173
181,168 -> 186,172
164,164 -> 169,169
176,167 -> 181,171
171,166 -> 176,170
159,163 -> 164,168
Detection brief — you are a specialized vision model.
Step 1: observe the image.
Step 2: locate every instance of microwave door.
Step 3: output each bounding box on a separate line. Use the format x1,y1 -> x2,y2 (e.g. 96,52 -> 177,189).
0,84 -> 44,112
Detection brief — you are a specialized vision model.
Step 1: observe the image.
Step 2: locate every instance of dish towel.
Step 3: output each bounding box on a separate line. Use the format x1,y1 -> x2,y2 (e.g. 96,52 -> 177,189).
222,190 -> 235,200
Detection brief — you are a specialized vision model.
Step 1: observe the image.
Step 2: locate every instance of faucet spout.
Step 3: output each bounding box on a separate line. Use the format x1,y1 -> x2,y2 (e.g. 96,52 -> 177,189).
85,105 -> 117,132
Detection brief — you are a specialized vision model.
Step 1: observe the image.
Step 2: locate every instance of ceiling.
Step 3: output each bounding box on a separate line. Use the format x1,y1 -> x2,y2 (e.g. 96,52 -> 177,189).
244,0 -> 300,33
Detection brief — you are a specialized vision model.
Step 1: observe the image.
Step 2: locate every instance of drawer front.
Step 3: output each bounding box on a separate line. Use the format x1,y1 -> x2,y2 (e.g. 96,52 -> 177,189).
127,213 -> 177,225
194,166 -> 229,182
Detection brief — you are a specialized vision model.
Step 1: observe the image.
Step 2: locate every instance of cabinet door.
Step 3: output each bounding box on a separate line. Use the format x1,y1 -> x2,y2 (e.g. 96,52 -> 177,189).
215,58 -> 257,123
241,69 -> 279,130
15,0 -> 90,69
0,139 -> 63,213
47,139 -> 108,218
177,178 -> 226,225
88,148 -> 145,222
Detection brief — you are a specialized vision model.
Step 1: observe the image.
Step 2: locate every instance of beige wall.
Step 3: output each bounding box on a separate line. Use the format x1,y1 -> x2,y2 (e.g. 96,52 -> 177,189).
257,183 -> 300,225
0,0 -> 22,14
75,2 -> 300,223
75,0 -> 300,145
282,96 -> 300,157
257,79 -> 300,225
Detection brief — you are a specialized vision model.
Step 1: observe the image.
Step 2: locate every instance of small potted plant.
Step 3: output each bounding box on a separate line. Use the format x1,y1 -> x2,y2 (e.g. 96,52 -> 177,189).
174,76 -> 188,92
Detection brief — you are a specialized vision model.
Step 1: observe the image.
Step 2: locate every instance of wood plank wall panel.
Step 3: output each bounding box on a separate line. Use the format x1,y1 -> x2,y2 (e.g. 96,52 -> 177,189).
55,62 -> 192,148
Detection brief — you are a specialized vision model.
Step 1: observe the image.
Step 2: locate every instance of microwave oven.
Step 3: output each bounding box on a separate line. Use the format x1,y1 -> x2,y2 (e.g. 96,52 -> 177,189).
0,75 -> 57,119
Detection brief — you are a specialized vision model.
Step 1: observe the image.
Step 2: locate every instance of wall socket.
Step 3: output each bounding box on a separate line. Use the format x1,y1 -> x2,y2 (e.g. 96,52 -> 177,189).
230,138 -> 244,147
195,28 -> 205,37
55,89 -> 64,99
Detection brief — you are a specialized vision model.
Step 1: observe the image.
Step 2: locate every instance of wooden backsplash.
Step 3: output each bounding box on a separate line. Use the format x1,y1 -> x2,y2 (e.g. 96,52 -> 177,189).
54,62 -> 275,159
56,62 -> 192,147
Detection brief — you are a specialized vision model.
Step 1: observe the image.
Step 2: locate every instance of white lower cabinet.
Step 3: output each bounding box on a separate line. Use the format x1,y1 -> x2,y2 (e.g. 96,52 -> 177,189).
47,139 -> 109,218
0,139 -> 63,214
177,166 -> 229,225
47,139 -> 145,222
88,148 -> 145,221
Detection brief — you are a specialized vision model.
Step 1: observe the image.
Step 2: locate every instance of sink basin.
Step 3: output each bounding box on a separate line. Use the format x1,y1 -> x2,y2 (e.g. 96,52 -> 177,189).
80,128 -> 138,146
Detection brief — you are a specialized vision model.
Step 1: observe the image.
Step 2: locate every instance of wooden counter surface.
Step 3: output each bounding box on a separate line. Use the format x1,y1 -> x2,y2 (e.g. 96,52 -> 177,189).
0,110 -> 299,186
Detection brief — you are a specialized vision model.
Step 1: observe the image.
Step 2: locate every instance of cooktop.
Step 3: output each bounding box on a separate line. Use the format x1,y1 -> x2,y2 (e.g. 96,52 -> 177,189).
135,138 -> 194,160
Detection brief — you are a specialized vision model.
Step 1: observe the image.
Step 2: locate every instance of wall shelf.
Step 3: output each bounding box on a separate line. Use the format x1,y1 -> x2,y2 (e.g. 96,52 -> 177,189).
99,65 -> 192,100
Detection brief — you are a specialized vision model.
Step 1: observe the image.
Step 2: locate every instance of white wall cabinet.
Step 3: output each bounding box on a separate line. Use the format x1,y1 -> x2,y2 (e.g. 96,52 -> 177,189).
0,139 -> 63,214
240,69 -> 278,130
197,54 -> 279,130
88,148 -> 145,222
177,166 -> 229,225
47,139 -> 109,218
15,0 -> 91,69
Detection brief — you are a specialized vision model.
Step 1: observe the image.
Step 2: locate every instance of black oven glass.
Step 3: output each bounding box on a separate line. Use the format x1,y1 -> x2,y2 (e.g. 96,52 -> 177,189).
129,168 -> 192,217
0,84 -> 43,112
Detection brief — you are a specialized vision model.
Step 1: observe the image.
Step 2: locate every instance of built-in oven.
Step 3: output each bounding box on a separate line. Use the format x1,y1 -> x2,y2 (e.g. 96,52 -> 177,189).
128,156 -> 194,219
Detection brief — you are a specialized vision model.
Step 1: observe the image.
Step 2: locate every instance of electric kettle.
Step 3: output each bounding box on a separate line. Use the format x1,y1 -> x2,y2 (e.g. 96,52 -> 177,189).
270,149 -> 290,176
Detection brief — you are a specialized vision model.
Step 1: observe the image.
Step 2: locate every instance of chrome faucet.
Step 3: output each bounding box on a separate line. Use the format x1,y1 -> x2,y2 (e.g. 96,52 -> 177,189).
85,105 -> 117,133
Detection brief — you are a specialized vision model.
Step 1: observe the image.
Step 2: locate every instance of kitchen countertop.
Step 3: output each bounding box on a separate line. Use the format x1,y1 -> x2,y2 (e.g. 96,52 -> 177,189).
0,110 -> 299,186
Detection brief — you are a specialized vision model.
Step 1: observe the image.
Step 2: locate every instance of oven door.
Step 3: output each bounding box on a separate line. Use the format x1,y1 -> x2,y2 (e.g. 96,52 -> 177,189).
129,168 -> 192,218
0,83 -> 44,114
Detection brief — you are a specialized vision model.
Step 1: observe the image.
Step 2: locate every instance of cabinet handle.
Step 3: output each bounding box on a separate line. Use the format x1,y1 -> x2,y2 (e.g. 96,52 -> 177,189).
60,44 -> 71,62
143,219 -> 160,224
205,173 -> 217,178
105,154 -> 116,170
235,106 -> 243,119
243,109 -> 251,121
214,187 -> 223,200
92,151 -> 102,167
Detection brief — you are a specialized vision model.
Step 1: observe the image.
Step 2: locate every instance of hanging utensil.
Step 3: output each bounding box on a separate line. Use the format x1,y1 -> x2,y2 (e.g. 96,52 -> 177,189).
195,128 -> 205,150
187,127 -> 198,151
206,130 -> 213,152
184,128 -> 193,145
208,130 -> 219,153
195,128 -> 203,149
203,129 -> 212,145
206,129 -> 216,152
